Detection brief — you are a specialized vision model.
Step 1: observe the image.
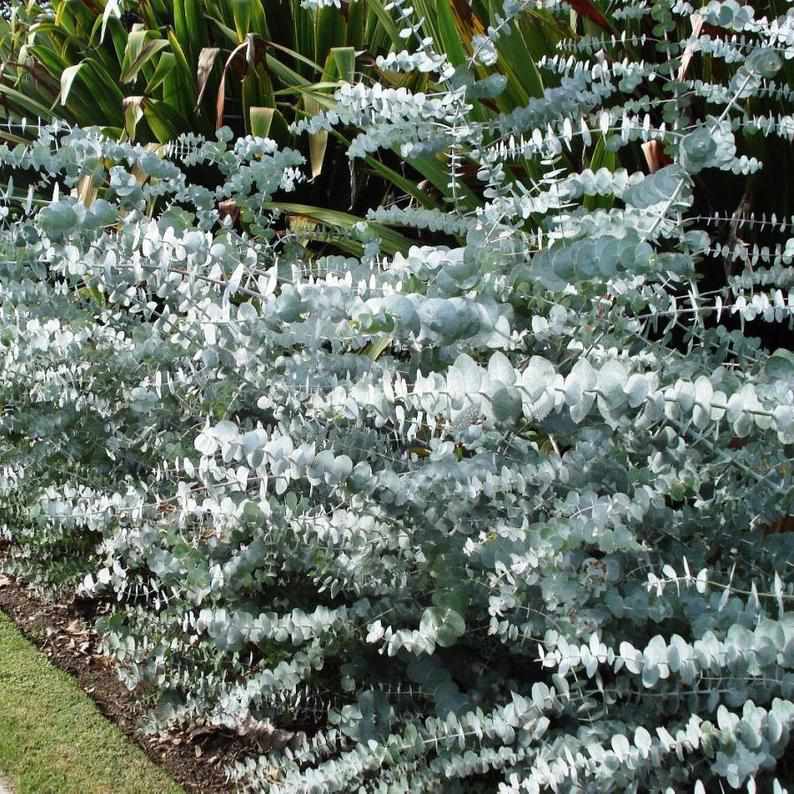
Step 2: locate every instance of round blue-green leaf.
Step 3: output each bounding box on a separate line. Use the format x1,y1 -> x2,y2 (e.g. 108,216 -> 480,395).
420,607 -> 466,648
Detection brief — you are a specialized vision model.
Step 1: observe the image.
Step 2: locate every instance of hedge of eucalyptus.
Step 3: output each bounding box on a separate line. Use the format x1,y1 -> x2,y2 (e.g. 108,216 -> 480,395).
3,0 -> 794,792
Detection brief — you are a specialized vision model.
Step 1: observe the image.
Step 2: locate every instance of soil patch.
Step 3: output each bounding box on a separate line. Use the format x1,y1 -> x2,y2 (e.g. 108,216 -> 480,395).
0,571 -> 249,794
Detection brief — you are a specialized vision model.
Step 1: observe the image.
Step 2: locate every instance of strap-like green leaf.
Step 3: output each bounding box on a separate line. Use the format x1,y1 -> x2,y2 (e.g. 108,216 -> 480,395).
323,46 -> 355,83
363,0 -> 402,47
60,59 -> 124,125
583,135 -> 617,211
120,35 -> 170,84
264,202 -> 415,255
174,0 -> 207,66
0,83 -> 53,121
142,98 -> 181,143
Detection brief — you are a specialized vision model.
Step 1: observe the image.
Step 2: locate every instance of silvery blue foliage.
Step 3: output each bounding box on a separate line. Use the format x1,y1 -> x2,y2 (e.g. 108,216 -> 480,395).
2,1 -> 794,793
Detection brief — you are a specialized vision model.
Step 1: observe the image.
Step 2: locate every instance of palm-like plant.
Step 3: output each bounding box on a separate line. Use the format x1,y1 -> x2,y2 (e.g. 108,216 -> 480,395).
1,0 -> 387,143
0,0 -> 614,244
0,0 -> 402,245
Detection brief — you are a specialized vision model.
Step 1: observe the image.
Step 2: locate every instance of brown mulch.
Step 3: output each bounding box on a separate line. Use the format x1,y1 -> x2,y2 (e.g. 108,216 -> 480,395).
0,569 -> 249,794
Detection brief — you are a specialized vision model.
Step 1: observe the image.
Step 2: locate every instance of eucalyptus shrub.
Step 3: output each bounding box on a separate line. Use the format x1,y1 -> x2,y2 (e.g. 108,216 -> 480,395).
4,1 -> 794,792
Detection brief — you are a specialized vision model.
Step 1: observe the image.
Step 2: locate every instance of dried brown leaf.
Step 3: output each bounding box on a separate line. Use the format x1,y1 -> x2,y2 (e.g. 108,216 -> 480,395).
641,140 -> 671,173
196,47 -> 220,109
677,14 -> 703,81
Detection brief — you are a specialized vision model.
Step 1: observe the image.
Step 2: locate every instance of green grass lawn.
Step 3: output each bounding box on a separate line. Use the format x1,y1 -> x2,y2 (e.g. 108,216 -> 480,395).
0,611 -> 184,794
